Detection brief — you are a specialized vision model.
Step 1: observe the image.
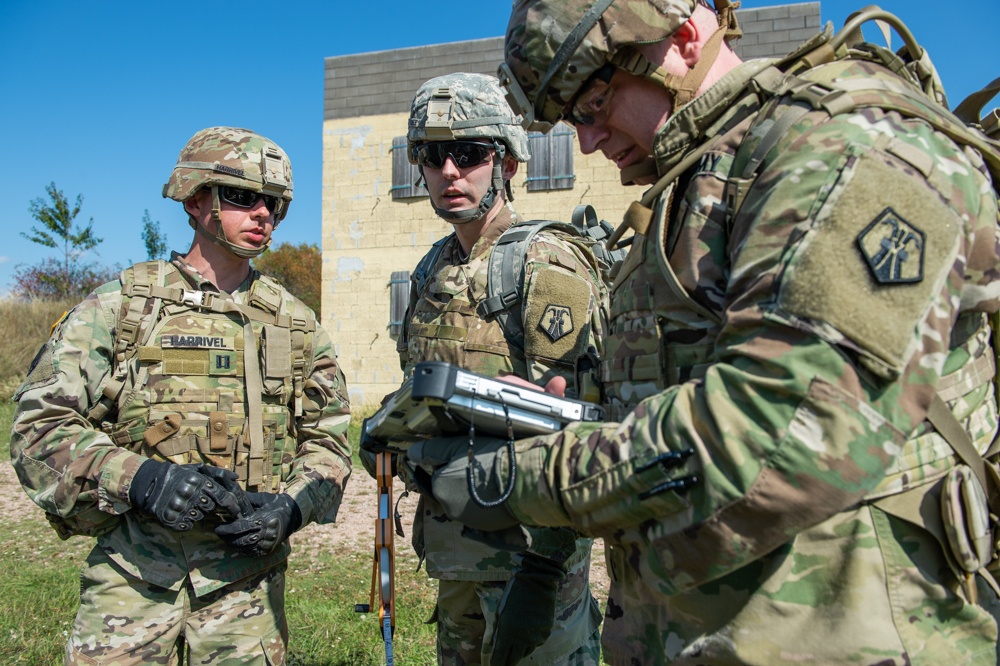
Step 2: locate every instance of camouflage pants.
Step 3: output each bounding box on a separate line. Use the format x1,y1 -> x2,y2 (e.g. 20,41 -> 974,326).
65,545 -> 287,666
434,562 -> 603,665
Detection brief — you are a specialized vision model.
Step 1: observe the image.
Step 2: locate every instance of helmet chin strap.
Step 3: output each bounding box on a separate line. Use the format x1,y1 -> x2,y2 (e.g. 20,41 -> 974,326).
426,141 -> 507,225
187,186 -> 271,259
610,1 -> 741,110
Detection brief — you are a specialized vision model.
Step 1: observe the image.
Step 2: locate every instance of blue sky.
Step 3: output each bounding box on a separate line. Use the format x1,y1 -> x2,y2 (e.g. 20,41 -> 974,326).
1,0 -> 996,296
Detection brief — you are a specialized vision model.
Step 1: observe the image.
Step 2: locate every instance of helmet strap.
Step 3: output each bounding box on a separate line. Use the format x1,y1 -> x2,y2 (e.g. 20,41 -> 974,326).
424,141 -> 508,224
611,3 -> 739,109
187,187 -> 270,259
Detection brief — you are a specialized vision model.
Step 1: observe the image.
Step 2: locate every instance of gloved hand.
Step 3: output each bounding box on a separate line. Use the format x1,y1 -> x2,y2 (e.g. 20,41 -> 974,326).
408,436 -> 520,532
214,492 -> 303,557
128,460 -> 245,531
489,553 -> 564,666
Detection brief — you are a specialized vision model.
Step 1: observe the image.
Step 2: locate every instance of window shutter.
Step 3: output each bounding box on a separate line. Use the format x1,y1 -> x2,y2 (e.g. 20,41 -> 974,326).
388,270 -> 411,340
390,136 -> 425,200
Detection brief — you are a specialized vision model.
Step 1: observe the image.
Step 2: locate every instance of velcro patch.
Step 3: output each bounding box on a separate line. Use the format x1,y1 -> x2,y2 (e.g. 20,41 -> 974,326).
524,264 -> 592,363
777,147 -> 961,376
161,334 -> 235,350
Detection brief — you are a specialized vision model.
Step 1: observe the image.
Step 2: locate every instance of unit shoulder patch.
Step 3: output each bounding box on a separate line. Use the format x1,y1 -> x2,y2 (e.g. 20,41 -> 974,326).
539,304 -> 574,342
857,207 -> 925,285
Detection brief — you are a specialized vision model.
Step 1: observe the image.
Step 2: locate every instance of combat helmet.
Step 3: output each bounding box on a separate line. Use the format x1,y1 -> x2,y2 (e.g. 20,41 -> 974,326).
163,126 -> 293,259
499,0 -> 742,132
407,72 -> 530,223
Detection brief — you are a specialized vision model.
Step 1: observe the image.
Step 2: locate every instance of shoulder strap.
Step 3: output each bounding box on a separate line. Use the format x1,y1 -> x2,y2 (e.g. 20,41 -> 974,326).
87,260 -> 170,424
412,234 -> 453,299
477,212 -> 621,353
476,219 -> 571,352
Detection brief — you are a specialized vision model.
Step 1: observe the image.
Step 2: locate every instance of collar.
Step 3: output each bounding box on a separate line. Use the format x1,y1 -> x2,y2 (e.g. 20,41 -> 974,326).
652,59 -> 776,175
169,251 -> 255,298
444,204 -> 517,265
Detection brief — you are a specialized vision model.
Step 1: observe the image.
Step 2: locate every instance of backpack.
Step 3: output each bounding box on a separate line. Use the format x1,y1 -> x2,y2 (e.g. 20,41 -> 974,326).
411,205 -> 624,356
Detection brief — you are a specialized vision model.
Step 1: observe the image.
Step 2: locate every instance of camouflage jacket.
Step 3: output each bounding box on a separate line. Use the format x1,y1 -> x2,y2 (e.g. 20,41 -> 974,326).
10,253 -> 352,596
504,57 -> 1000,664
399,203 -> 605,580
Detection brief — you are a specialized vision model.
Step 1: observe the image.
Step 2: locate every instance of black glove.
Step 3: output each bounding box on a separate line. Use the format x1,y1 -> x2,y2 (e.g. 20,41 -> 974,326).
128,460 -> 244,531
214,492 -> 303,556
490,553 -> 564,665
408,436 -> 520,531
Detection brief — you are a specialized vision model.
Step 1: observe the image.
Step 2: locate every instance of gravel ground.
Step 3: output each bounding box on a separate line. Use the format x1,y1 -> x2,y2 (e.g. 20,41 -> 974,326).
1,461 -> 611,600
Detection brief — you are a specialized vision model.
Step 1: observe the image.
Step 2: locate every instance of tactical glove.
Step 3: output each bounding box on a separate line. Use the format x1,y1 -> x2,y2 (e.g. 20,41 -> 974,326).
408,436 -> 520,531
128,460 -> 245,531
489,552 -> 565,666
214,492 -> 303,557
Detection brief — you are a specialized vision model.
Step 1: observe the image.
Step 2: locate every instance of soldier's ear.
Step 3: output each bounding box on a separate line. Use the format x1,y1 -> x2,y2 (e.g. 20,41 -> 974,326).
184,189 -> 210,218
502,154 -> 519,181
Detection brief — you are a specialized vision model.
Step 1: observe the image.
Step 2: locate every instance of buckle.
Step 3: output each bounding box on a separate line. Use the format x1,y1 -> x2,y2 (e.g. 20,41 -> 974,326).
181,290 -> 205,307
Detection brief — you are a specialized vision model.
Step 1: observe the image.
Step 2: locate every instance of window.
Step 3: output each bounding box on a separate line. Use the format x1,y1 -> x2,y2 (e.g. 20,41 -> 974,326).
390,136 -> 425,200
526,125 -> 575,191
388,270 -> 411,340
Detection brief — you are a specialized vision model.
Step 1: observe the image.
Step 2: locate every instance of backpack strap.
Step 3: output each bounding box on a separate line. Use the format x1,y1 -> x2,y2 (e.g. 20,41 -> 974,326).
570,204 -> 628,278
476,219 -> 575,353
412,234 -> 452,300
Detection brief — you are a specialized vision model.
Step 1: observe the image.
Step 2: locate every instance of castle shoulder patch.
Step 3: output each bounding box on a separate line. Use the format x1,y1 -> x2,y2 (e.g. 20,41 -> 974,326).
857,207 -> 925,285
539,304 -> 574,342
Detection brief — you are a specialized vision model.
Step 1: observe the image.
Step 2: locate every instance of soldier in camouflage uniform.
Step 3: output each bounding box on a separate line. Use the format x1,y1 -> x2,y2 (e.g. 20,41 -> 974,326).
10,126 -> 353,665
409,2 -> 1000,664
397,73 -> 605,665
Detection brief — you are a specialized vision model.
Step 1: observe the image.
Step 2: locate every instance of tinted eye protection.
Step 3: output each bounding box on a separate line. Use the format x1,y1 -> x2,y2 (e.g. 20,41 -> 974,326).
412,141 -> 494,169
219,186 -> 283,215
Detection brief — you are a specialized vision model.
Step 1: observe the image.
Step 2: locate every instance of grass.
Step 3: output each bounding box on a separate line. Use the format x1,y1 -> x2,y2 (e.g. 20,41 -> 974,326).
0,403 -> 437,665
0,299 -> 75,400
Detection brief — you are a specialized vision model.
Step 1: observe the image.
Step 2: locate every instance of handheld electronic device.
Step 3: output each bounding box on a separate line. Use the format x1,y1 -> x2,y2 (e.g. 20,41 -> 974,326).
361,361 -> 604,453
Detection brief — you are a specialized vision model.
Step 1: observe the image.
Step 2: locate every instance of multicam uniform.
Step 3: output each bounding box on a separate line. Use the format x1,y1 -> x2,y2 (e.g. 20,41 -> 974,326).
398,203 -> 605,665
496,23 -> 1000,666
11,253 -> 352,664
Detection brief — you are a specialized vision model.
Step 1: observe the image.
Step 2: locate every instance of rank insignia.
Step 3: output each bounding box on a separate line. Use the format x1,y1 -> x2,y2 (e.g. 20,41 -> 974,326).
857,207 -> 925,285
539,304 -> 573,342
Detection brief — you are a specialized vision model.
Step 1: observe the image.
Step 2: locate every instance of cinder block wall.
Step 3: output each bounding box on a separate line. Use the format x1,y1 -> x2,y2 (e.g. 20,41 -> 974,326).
322,3 -> 821,406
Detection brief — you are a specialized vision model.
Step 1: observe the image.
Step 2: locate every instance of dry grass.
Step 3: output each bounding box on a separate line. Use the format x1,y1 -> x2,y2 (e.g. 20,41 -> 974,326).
0,299 -> 75,398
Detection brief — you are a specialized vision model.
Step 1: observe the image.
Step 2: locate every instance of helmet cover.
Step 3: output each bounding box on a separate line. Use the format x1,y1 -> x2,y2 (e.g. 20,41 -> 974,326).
502,0 -> 696,129
407,72 -> 531,162
163,126 -> 293,222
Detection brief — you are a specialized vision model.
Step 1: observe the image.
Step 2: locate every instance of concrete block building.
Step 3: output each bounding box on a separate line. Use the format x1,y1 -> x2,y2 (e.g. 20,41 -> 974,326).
322,2 -> 821,405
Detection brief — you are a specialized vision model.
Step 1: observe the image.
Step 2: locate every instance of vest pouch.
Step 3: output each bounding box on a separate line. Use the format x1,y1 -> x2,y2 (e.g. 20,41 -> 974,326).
986,459 -> 1000,575
940,465 -> 992,574
237,419 -> 278,491
140,414 -> 201,463
261,324 -> 292,400
601,314 -> 668,415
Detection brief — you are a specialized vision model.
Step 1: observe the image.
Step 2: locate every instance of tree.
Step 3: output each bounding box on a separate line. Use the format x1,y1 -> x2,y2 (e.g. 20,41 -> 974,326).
252,242 -> 322,314
16,182 -> 110,300
141,209 -> 168,260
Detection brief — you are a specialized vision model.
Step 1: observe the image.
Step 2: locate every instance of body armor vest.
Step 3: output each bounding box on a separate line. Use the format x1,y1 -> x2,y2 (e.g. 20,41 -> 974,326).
90,260 -> 314,492
404,230 -> 519,379
600,191 -> 723,421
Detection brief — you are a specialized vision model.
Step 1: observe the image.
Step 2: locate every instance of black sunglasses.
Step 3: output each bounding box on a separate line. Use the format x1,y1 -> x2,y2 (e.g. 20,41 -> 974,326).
411,141 -> 494,170
219,186 -> 283,215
